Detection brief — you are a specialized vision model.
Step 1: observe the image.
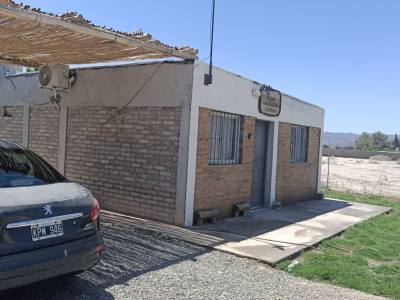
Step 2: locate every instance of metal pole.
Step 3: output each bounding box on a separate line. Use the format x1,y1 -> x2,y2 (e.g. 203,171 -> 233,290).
327,140 -> 331,190
204,0 -> 216,85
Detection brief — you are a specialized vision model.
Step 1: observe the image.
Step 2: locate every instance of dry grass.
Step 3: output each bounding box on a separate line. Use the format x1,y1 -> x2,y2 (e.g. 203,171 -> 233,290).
322,156 -> 400,199
369,155 -> 391,162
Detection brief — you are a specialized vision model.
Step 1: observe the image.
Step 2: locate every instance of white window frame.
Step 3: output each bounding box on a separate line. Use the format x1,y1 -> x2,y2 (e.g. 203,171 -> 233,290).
208,111 -> 241,165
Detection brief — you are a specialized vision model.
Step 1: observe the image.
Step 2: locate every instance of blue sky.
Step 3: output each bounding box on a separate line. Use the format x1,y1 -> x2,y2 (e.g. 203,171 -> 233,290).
22,0 -> 400,134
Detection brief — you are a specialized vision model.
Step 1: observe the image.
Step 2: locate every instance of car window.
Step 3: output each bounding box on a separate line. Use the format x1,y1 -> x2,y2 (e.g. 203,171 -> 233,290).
0,147 -> 65,188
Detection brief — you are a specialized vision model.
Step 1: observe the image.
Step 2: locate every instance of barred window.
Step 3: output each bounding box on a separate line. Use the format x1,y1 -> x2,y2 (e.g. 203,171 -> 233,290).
290,125 -> 308,162
208,111 -> 241,165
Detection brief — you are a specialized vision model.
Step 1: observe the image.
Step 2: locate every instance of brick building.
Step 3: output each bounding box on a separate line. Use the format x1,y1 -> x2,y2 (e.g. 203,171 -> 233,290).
0,60 -> 324,226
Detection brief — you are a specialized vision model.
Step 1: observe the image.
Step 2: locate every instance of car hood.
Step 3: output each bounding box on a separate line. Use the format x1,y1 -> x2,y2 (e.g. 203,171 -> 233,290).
0,182 -> 91,208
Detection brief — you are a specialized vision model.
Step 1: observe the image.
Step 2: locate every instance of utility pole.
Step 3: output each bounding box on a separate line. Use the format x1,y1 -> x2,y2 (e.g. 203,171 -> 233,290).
204,0 -> 216,85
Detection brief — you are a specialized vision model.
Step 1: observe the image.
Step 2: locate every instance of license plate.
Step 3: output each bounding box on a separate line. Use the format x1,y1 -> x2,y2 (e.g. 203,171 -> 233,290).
31,220 -> 64,242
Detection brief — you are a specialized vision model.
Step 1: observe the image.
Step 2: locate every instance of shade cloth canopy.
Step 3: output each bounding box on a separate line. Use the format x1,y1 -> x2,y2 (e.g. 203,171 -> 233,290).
0,0 -> 197,67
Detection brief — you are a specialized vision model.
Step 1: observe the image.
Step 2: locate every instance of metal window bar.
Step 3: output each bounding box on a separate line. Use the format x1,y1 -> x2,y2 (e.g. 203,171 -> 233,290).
290,125 -> 308,162
208,111 -> 241,165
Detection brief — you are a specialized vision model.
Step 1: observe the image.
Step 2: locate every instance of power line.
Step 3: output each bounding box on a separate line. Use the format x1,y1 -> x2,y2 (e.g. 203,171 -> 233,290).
102,62 -> 164,125
194,55 -> 211,69
3,74 -> 50,106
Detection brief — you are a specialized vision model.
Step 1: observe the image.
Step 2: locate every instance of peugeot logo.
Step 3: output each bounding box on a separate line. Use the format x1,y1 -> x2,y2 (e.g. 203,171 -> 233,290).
43,204 -> 53,216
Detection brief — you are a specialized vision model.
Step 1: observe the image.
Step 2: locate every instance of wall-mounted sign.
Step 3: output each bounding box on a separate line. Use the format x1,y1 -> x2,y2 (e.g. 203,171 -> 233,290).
258,85 -> 282,117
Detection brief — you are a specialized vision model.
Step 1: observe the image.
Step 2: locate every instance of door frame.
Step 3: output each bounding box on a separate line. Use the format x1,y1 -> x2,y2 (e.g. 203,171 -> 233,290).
250,120 -> 274,208
263,121 -> 274,207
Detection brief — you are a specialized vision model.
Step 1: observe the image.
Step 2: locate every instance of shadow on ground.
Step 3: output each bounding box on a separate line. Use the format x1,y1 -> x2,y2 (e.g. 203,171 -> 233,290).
189,198 -> 391,265
194,199 -> 352,239
1,214 -> 209,300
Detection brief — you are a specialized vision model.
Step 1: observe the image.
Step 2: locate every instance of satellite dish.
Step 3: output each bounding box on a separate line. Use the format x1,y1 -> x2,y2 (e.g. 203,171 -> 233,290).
38,65 -> 52,87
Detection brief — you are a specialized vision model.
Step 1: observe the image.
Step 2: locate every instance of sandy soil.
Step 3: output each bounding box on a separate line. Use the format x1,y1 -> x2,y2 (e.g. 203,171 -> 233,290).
321,156 -> 400,199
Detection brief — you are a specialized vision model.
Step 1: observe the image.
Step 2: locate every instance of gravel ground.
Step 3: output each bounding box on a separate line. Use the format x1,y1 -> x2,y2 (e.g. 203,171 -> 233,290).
1,214 -> 384,300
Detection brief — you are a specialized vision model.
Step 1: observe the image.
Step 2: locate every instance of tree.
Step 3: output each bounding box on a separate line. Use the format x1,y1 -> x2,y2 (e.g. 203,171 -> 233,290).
355,132 -> 372,150
393,134 -> 399,150
371,131 -> 389,150
356,131 -> 392,151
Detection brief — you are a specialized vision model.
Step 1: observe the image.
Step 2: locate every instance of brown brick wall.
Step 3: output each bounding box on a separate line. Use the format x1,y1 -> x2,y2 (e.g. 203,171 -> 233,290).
194,107 -> 255,219
0,106 -> 23,144
65,106 -> 181,224
28,106 -> 60,168
276,122 -> 321,203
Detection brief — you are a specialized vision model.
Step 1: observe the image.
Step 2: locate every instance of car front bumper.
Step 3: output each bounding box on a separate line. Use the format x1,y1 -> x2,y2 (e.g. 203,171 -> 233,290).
0,232 -> 103,291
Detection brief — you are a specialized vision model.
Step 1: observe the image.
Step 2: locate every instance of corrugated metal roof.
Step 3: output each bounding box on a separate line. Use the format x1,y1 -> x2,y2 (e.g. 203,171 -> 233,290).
0,0 -> 198,66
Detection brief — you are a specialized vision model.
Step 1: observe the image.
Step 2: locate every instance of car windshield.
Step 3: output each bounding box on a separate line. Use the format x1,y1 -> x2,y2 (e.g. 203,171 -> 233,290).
0,147 -> 65,188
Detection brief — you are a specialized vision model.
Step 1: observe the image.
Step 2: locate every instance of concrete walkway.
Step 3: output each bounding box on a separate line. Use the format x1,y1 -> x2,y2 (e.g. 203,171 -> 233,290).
191,198 -> 392,265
